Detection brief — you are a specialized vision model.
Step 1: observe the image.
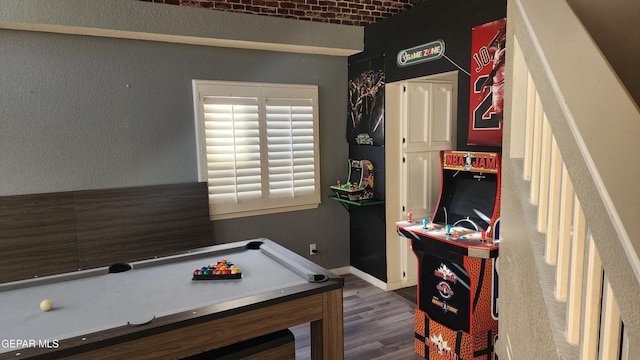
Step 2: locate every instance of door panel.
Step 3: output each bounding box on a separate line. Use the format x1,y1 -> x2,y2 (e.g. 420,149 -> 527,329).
405,83 -> 430,148
431,83 -> 454,146
404,81 -> 454,150
404,151 -> 441,221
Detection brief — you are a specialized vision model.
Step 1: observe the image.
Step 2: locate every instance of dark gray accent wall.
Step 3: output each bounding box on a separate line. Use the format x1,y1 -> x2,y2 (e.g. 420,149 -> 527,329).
351,0 -> 506,152
0,29 -> 350,268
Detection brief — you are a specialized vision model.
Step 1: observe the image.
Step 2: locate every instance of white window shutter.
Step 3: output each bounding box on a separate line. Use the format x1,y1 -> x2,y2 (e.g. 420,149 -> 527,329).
266,98 -> 316,199
193,80 -> 320,219
203,96 -> 262,203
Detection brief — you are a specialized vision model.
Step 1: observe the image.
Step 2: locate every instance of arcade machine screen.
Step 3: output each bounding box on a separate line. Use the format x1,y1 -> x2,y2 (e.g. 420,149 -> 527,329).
433,171 -> 498,231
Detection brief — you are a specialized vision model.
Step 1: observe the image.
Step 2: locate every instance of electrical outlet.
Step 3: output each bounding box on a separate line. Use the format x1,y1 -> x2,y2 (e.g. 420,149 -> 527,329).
309,243 -> 317,255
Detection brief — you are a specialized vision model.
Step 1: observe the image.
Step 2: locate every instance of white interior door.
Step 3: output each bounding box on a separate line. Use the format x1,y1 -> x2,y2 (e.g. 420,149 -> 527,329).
400,76 -> 456,285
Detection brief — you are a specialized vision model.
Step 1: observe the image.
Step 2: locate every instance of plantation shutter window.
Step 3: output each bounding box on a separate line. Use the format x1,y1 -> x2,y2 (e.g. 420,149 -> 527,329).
193,81 -> 320,220
266,98 -> 316,198
204,97 -> 262,203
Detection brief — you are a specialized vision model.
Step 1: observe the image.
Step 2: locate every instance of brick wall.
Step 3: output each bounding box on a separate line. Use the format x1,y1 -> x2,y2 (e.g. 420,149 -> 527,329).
140,0 -> 414,26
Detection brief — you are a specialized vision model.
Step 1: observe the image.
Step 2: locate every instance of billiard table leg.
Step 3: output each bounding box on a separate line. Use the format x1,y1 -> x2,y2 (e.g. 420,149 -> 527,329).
311,288 -> 344,360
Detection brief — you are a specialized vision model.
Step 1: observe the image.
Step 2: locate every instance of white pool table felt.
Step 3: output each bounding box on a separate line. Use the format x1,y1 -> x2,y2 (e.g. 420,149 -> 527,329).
0,243 -> 309,351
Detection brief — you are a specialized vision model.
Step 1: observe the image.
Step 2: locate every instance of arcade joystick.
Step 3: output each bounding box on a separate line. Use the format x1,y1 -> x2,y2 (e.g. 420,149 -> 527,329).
445,224 -> 452,235
407,212 -> 413,223
422,219 -> 428,229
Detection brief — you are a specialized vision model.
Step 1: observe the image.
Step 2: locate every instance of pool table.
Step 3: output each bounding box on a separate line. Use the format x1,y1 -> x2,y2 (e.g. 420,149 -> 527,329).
0,239 -> 344,359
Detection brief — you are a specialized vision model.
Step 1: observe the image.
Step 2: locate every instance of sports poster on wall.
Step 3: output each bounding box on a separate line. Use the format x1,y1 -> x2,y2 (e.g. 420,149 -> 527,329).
468,18 -> 506,147
347,55 -> 385,146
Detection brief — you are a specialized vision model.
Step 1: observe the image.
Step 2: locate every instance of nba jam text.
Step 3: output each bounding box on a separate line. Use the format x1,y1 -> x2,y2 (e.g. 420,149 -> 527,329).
444,152 -> 499,173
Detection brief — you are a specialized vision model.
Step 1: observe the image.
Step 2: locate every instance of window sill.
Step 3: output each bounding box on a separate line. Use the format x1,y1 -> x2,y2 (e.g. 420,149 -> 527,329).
210,202 -> 320,221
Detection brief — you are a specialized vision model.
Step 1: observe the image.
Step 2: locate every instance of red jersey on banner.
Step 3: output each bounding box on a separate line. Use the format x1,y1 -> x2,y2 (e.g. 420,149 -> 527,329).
468,18 -> 506,147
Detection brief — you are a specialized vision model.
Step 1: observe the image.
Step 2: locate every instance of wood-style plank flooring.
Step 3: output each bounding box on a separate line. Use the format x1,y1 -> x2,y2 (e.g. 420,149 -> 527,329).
291,274 -> 423,360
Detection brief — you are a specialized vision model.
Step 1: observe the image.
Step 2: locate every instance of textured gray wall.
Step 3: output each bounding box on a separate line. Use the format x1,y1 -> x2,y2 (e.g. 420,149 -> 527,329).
1,31 -> 196,193
0,29 -> 351,268
566,0 -> 640,106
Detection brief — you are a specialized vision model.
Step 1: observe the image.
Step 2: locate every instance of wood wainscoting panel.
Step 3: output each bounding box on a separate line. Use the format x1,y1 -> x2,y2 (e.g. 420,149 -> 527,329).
75,183 -> 213,268
0,192 -> 79,282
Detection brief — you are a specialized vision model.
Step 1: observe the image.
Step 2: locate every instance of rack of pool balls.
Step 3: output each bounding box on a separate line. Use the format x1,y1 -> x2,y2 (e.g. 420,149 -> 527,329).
192,259 -> 242,280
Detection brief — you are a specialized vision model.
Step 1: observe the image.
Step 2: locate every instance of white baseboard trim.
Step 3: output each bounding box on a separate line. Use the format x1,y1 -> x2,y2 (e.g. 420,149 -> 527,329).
329,266 -> 352,276
329,266 -> 417,292
349,266 -> 389,290
385,277 -> 417,291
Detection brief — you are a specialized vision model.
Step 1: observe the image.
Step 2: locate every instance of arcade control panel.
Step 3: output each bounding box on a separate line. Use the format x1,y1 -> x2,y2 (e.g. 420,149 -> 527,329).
397,220 -> 492,246
397,215 -> 499,259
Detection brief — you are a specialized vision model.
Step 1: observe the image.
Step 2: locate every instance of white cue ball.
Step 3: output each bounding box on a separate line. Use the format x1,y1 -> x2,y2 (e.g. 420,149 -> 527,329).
40,299 -> 54,312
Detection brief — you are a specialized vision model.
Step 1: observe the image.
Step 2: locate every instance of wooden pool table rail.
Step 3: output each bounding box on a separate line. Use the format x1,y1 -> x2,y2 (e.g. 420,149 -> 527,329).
1,283 -> 343,360
60,288 -> 344,360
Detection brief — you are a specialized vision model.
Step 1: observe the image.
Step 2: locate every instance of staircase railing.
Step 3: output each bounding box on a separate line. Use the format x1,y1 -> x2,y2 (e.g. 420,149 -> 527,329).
501,0 -> 640,358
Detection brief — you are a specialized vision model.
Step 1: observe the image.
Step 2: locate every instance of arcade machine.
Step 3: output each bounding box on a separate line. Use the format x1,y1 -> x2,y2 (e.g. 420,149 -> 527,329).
330,159 -> 387,281
397,151 -> 500,360
330,159 -> 375,201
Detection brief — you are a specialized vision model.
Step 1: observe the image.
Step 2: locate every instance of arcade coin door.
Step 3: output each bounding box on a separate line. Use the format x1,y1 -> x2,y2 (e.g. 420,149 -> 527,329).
397,151 -> 501,360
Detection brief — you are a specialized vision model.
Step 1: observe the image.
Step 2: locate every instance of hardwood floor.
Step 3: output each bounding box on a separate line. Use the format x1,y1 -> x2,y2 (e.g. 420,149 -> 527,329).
291,274 -> 423,360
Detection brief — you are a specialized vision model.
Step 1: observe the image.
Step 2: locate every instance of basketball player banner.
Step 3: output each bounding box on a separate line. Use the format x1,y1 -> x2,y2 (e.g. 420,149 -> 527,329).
467,18 -> 506,147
